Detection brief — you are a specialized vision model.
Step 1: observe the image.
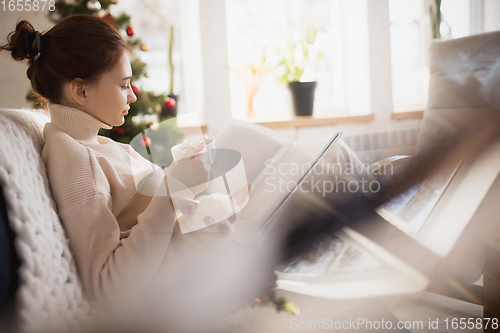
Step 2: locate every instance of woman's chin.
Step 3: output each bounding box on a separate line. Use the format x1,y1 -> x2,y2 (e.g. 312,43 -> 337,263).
115,117 -> 126,127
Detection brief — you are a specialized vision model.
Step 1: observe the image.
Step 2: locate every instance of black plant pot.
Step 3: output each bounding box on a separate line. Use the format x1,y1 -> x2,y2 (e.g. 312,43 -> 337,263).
288,81 -> 317,116
160,94 -> 178,120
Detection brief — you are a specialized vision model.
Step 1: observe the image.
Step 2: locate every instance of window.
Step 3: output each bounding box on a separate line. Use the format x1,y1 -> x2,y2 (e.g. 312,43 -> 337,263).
110,0 -> 205,126
389,0 -> 427,112
117,0 -> 486,127
389,0 -> 475,112
440,0 -> 472,39
110,0 -> 177,95
225,0 -> 371,120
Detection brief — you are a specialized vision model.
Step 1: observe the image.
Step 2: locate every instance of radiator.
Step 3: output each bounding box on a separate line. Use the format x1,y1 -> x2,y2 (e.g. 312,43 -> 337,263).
343,127 -> 421,163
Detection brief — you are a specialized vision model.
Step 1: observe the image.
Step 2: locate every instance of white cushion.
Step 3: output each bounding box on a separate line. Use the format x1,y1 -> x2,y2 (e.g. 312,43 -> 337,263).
0,108 -> 91,332
417,30 -> 500,151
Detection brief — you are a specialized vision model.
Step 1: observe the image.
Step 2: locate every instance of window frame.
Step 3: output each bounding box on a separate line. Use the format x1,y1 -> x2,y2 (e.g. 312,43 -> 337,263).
192,0 -> 485,133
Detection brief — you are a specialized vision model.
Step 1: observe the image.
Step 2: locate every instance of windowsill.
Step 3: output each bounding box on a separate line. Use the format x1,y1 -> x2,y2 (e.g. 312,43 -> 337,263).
179,110 -> 424,133
392,110 -> 424,120
251,114 -> 374,129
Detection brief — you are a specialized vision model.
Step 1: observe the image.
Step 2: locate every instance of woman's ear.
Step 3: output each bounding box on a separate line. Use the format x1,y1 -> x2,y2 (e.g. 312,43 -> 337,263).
67,78 -> 88,106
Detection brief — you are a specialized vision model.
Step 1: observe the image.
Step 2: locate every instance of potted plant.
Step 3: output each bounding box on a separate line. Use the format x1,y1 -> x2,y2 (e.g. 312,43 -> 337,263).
429,0 -> 442,39
275,25 -> 324,116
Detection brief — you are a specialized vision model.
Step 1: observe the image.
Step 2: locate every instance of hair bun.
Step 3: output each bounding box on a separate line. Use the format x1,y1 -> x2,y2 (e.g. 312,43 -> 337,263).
0,20 -> 39,61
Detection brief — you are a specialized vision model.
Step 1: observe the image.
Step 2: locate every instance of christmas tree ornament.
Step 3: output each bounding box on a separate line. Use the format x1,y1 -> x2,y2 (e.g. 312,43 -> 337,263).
111,127 -> 127,136
165,97 -> 176,109
140,136 -> 152,148
131,85 -> 140,95
50,11 -> 62,21
86,0 -> 101,12
126,26 -> 135,37
101,13 -> 118,27
140,44 -> 149,52
153,104 -> 162,114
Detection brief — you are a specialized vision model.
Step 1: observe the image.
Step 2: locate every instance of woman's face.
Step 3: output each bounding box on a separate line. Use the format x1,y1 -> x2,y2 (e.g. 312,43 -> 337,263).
85,52 -> 137,127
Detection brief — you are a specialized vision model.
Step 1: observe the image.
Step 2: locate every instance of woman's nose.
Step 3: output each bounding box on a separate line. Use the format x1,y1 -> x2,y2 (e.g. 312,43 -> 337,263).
128,87 -> 138,103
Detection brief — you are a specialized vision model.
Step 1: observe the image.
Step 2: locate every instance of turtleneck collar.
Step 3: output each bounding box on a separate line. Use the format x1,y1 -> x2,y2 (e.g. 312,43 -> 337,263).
48,103 -> 113,144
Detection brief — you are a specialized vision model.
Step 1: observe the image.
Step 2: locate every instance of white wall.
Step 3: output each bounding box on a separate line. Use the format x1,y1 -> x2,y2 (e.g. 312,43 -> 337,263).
0,11 -> 52,109
484,0 -> 500,32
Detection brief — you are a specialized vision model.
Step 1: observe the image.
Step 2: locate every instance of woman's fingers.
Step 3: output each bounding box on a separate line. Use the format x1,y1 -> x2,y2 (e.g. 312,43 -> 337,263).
182,142 -> 206,159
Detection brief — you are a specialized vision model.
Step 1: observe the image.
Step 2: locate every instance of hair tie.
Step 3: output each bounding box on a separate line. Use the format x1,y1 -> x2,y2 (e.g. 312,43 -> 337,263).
32,31 -> 41,62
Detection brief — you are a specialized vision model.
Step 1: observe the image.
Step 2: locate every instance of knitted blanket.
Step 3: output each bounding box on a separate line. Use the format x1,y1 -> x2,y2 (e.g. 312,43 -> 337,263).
0,108 -> 91,333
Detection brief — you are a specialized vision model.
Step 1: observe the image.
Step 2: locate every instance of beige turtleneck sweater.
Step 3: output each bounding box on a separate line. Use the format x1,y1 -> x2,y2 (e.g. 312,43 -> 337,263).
41,103 -> 210,304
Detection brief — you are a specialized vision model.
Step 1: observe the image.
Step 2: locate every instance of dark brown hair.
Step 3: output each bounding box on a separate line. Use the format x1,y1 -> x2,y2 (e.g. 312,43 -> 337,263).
0,15 -> 127,104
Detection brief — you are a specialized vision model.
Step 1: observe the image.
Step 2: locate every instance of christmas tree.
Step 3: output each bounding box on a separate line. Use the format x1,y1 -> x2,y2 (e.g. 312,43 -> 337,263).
41,0 -> 299,316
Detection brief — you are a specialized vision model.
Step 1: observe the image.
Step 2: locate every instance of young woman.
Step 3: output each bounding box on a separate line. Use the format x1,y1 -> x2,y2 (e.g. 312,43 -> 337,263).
0,15 -> 234,313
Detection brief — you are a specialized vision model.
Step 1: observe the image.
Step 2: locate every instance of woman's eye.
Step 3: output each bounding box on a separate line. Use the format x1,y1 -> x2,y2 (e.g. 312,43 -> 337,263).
122,85 -> 130,90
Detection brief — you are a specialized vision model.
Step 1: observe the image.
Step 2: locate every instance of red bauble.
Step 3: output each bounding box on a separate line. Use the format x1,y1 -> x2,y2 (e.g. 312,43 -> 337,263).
126,26 -> 135,37
165,97 -> 176,109
101,13 -> 118,28
131,85 -> 140,95
110,127 -> 126,136
140,136 -> 152,147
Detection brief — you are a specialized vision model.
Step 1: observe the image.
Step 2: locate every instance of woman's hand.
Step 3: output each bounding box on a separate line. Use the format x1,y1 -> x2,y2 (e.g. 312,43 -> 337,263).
168,142 -> 211,196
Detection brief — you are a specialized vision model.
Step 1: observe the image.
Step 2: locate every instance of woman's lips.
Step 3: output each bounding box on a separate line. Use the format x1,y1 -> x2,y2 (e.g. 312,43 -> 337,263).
123,110 -> 129,115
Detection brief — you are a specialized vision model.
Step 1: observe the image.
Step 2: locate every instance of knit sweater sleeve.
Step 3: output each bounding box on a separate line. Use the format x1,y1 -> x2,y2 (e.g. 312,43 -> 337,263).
42,132 -> 186,304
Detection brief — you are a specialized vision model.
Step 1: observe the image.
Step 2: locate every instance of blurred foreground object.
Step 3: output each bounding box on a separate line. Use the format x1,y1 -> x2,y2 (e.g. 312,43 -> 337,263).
267,30 -> 500,329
